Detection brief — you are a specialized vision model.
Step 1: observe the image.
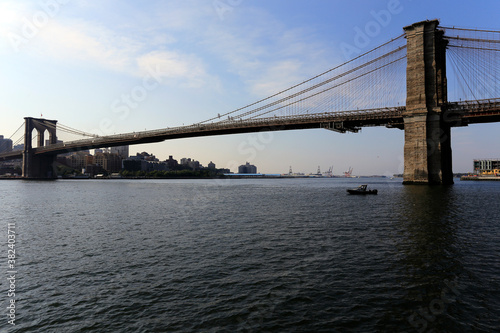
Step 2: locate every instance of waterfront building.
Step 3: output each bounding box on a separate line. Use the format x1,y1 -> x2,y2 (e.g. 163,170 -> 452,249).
238,162 -> 257,174
122,159 -> 145,172
208,161 -> 216,169
474,159 -> 500,175
84,164 -> 105,177
122,158 -> 167,172
94,152 -> 122,173
67,151 -> 92,171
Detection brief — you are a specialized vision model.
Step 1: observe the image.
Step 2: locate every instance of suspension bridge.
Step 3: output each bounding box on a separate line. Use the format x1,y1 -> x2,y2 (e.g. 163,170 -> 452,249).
1,20 -> 499,184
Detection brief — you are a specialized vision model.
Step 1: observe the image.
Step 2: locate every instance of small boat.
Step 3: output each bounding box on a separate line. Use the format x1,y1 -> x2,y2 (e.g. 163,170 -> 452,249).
347,184 -> 378,195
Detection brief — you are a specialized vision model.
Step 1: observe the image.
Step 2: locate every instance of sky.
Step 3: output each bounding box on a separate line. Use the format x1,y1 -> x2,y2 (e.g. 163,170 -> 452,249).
0,0 -> 498,175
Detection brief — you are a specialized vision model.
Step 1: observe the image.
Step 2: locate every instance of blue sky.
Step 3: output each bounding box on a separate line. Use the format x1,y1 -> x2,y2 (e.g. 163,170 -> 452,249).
0,0 -> 498,174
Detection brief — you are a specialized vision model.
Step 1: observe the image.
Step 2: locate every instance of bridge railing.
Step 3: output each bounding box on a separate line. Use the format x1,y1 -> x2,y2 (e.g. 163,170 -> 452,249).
445,97 -> 500,113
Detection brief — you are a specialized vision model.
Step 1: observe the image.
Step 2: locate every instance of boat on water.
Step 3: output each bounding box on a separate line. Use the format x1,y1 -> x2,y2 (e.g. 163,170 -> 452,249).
347,184 -> 378,195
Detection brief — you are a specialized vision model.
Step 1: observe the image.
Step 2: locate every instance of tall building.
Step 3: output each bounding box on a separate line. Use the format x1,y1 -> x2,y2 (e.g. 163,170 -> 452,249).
110,146 -> 129,159
208,161 -> 216,169
0,135 -> 13,153
238,162 -> 257,174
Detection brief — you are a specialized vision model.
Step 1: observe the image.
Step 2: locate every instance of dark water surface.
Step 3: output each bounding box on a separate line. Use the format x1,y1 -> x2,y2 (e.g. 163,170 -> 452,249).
1,178 -> 499,332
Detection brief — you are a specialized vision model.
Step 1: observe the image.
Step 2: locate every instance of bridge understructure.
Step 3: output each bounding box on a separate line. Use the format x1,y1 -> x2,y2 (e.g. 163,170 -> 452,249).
1,20 -> 499,183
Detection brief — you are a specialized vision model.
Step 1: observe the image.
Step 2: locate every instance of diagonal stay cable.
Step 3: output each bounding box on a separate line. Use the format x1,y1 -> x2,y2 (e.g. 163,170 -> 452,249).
197,33 -> 406,124
8,122 -> 25,140
229,45 -> 407,122
247,55 -> 407,119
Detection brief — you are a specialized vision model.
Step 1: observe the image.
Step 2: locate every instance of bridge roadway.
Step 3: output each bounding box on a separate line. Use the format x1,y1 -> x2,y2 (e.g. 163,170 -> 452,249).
0,98 -> 499,162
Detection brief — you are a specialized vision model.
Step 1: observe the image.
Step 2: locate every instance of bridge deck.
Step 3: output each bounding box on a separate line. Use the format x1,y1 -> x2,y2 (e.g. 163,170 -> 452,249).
0,98 -> 499,162
32,106 -> 406,155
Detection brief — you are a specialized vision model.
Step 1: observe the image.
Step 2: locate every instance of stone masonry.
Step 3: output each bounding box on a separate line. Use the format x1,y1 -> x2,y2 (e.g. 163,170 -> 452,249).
403,20 -> 453,185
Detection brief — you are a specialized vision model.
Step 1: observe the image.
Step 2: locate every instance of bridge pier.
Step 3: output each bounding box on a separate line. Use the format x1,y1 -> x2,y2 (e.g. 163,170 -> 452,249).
403,20 -> 453,185
22,117 -> 58,179
22,151 -> 57,179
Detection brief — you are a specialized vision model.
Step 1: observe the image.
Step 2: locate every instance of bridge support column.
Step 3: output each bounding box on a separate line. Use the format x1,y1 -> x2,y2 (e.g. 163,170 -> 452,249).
22,117 -> 58,179
403,20 -> 453,185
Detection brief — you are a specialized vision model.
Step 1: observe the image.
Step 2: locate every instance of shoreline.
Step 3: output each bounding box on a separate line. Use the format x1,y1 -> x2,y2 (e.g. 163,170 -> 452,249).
460,176 -> 500,181
0,175 -> 395,181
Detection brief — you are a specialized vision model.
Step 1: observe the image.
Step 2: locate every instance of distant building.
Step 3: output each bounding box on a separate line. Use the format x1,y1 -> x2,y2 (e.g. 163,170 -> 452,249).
0,135 -> 13,153
110,145 -> 129,159
67,151 -> 91,171
45,139 -> 63,147
13,144 -> 24,151
122,159 -> 145,172
189,160 -> 200,170
165,155 -> 178,169
122,158 -> 167,172
85,164 -> 105,177
208,161 -> 216,169
133,152 -> 158,162
180,157 -> 200,170
94,148 -> 107,154
94,152 -> 122,173
145,161 -> 168,172
474,159 -> 500,175
238,162 -> 257,174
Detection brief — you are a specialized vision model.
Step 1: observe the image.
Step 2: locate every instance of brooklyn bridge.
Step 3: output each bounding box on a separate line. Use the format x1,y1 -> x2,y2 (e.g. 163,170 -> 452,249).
1,20 -> 499,184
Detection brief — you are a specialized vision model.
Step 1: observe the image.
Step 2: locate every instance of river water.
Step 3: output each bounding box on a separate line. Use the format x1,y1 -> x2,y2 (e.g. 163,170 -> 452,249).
1,178 -> 499,332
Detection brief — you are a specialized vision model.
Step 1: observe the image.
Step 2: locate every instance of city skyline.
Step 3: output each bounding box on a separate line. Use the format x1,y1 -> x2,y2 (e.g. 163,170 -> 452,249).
1,1 -> 499,174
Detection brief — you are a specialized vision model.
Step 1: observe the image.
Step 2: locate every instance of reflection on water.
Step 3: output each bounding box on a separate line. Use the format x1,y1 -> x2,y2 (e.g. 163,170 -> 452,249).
392,186 -> 463,331
393,185 -> 500,332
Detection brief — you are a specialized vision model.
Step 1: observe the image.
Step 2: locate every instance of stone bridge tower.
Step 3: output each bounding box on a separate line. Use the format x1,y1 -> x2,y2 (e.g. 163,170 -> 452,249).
403,20 -> 453,185
22,117 -> 58,179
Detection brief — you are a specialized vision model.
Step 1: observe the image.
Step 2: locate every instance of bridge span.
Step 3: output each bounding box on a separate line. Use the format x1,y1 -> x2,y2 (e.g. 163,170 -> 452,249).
1,20 -> 499,184
2,97 -> 498,159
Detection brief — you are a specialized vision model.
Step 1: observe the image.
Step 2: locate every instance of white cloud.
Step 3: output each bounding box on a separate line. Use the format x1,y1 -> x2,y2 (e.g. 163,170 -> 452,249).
37,20 -> 141,73
0,0 -> 332,95
249,59 -> 304,96
137,50 -> 216,88
0,2 -> 35,53
199,6 -> 331,98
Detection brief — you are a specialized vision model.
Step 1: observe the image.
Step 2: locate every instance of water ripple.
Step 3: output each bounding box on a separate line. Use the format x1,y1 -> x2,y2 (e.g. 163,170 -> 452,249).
1,178 -> 499,332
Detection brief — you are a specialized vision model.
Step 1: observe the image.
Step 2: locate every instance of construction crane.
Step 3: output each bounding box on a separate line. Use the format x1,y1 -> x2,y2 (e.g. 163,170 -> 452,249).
344,167 -> 353,178
324,166 -> 333,177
